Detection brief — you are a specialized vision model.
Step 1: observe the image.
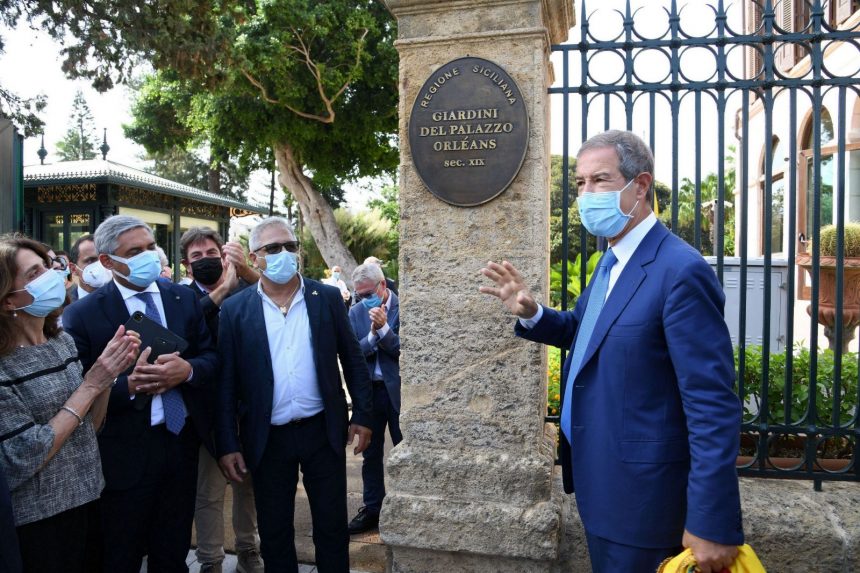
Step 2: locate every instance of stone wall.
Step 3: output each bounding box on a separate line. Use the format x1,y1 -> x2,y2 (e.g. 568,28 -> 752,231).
557,474 -> 860,572
382,0 -> 574,571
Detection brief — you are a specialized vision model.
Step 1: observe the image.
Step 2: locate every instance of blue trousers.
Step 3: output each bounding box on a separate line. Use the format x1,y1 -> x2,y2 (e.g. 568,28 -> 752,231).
362,381 -> 402,513
585,531 -> 681,573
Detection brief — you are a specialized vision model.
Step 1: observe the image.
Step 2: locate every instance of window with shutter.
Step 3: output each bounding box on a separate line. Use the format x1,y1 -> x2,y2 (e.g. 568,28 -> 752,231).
774,0 -> 796,72
748,0 -> 764,79
836,0 -> 857,25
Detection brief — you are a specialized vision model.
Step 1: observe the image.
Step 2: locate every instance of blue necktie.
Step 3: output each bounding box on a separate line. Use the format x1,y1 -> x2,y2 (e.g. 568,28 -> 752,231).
135,292 -> 186,435
560,249 -> 617,441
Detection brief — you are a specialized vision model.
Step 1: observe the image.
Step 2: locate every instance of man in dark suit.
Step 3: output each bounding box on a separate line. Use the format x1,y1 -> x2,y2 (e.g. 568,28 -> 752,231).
64,215 -> 217,573
179,227 -> 263,573
480,130 -> 743,573
216,217 -> 373,573
346,263 -> 401,534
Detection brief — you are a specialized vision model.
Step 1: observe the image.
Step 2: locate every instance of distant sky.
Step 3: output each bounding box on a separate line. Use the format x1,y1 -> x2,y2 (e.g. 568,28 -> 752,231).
0,0 -> 744,210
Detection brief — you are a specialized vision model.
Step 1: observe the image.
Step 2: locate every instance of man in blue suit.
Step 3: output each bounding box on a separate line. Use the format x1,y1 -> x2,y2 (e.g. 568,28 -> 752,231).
216,217 -> 373,573
346,263 -> 402,534
64,215 -> 217,572
480,130 -> 743,573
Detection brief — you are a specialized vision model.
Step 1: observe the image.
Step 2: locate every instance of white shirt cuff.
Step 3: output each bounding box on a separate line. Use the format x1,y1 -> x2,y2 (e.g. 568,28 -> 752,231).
518,305 -> 544,329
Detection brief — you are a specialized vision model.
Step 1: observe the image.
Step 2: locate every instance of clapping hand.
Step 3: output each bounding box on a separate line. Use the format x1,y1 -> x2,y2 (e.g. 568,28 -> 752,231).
369,306 -> 387,335
479,260 -> 539,318
85,325 -> 140,391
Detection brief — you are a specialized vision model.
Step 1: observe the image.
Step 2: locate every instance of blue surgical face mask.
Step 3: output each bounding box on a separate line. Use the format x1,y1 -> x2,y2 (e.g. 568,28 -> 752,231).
109,250 -> 162,288
577,179 -> 639,238
331,271 -> 341,281
361,293 -> 382,310
262,251 -> 298,284
12,269 -> 67,317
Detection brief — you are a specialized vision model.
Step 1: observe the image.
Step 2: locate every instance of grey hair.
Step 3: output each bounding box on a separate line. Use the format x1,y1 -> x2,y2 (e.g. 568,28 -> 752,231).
578,130 -> 655,202
352,263 -> 384,285
249,217 -> 295,252
94,215 -> 153,255
155,246 -> 169,266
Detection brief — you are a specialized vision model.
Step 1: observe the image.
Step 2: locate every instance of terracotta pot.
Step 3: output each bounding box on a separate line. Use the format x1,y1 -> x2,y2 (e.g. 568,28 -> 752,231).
796,255 -> 860,352
736,455 -> 852,473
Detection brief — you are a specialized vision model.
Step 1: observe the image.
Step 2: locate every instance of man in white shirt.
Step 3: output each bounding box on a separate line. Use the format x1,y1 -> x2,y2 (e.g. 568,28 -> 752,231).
216,217 -> 373,573
323,265 -> 351,307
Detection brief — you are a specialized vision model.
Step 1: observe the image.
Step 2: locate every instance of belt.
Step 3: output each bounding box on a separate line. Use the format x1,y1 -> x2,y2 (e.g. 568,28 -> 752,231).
273,411 -> 324,429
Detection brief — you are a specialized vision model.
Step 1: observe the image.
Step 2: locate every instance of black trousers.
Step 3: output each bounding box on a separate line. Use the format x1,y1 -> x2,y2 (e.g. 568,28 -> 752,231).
362,381 -> 402,513
253,413 -> 349,573
99,424 -> 199,573
16,500 -> 95,573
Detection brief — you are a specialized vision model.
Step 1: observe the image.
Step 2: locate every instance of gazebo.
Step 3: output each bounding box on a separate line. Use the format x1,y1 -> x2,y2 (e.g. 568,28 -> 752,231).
23,158 -> 266,275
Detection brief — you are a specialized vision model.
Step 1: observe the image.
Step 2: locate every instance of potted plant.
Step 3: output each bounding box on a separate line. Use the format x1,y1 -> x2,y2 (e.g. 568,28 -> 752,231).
796,222 -> 860,353
734,343 -> 856,473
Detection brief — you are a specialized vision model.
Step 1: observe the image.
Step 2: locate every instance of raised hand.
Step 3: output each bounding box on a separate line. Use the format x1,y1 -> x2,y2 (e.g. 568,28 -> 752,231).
84,325 -> 140,391
479,260 -> 539,318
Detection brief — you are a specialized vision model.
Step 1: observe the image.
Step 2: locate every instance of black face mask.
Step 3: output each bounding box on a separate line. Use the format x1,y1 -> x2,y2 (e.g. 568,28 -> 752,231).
191,256 -> 224,286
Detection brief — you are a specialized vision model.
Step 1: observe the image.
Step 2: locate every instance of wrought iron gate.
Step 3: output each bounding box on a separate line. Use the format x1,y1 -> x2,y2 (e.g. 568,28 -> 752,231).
549,0 -> 860,486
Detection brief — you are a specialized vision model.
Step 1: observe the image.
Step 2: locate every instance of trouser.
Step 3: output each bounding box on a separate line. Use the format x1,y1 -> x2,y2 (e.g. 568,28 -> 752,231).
253,412 -> 349,573
194,444 -> 259,565
362,381 -> 402,513
100,424 -> 198,573
584,531 -> 681,573
16,500 -> 94,573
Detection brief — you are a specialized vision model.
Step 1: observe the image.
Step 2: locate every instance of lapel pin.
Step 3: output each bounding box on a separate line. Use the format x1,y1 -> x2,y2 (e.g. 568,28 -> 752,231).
312,290 -> 318,296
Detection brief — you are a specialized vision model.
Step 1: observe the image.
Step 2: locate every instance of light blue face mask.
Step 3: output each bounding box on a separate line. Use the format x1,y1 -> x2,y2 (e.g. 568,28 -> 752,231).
109,250 -> 162,288
262,251 -> 298,284
577,179 -> 639,238
12,269 -> 67,317
360,292 -> 383,310
332,271 -> 341,281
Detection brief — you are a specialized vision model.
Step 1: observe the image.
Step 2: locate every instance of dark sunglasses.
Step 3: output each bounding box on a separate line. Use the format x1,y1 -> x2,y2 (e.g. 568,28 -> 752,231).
256,241 -> 301,255
51,257 -> 68,271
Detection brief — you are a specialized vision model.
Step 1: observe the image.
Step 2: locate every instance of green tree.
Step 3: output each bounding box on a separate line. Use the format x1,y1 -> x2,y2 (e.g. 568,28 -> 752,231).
110,2 -> 399,278
659,148 -> 737,256
300,209 -> 392,282
55,89 -> 96,161
141,147 -> 250,202
367,183 -> 399,281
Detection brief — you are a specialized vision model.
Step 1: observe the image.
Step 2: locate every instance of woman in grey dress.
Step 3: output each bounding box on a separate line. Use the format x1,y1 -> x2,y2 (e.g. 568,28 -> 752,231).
0,234 -> 140,573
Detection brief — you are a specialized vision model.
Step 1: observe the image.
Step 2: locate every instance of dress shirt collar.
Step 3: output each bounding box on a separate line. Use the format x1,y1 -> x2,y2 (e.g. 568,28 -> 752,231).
113,278 -> 161,301
257,275 -> 305,310
76,285 -> 91,300
609,212 -> 657,267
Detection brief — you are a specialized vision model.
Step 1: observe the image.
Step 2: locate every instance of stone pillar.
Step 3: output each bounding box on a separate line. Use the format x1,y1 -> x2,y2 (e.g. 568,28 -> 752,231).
381,1 -> 575,571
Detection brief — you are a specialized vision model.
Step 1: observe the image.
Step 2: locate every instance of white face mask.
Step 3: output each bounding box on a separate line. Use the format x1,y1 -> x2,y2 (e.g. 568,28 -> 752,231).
81,261 -> 112,289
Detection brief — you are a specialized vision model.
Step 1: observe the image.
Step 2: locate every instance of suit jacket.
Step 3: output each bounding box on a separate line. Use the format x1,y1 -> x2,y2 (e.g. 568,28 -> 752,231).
215,277 -> 373,473
186,279 -> 251,455
516,222 -> 743,548
348,290 -> 401,412
63,280 -> 217,490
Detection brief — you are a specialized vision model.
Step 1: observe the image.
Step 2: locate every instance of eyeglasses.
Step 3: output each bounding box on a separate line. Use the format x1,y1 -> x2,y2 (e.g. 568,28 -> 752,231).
255,241 -> 301,255
355,283 -> 383,300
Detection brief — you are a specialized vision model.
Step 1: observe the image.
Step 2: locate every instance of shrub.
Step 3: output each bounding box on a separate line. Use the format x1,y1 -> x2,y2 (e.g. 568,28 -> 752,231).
547,346 -> 561,417
735,344 -> 858,426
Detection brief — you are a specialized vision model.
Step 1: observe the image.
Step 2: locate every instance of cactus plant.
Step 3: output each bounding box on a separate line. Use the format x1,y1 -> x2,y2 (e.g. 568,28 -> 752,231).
818,222 -> 860,258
